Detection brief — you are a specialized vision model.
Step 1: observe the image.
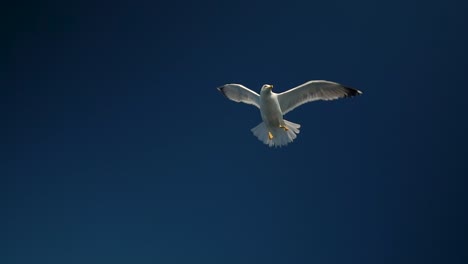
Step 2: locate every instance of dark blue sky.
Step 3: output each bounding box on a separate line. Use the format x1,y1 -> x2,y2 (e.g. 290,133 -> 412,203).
4,0 -> 468,263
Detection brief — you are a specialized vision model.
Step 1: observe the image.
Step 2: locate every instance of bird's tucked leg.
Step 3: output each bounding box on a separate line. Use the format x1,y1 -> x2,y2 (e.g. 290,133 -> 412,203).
268,131 -> 274,140
279,125 -> 289,131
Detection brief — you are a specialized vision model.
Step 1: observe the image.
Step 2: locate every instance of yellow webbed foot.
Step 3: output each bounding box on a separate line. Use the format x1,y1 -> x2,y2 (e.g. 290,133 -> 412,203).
268,131 -> 274,140
279,125 -> 289,131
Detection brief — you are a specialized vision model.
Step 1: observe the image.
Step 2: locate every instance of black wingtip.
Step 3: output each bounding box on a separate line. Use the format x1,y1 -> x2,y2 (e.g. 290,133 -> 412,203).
217,86 -> 227,97
344,86 -> 363,97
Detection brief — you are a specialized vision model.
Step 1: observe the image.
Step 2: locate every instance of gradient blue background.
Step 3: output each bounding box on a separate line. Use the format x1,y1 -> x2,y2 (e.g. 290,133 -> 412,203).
4,0 -> 468,263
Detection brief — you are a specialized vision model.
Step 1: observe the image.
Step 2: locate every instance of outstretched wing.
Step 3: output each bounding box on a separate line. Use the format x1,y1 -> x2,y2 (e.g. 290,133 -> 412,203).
277,80 -> 362,114
217,84 -> 260,108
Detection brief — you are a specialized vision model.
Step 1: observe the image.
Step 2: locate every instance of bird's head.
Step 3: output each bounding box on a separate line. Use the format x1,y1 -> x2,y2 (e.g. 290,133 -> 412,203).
260,84 -> 273,94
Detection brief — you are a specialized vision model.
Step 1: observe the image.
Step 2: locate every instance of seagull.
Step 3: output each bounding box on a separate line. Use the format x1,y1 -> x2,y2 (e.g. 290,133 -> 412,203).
217,80 -> 362,147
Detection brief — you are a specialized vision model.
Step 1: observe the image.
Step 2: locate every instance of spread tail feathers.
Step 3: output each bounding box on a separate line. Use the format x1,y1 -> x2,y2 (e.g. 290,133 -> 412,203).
251,120 -> 301,147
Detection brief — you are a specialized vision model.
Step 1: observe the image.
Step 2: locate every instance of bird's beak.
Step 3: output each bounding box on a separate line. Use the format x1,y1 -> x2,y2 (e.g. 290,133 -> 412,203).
267,85 -> 273,89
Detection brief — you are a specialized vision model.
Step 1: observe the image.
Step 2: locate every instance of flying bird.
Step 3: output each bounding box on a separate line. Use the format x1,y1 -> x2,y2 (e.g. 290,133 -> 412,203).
217,80 -> 362,147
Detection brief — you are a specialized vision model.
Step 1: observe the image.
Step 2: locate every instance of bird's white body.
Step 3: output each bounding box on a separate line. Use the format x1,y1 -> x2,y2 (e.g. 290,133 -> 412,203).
251,85 -> 301,147
218,80 -> 362,147
259,89 -> 283,128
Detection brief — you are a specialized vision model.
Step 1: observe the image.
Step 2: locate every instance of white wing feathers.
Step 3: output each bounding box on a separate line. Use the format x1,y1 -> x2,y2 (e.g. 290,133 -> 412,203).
217,84 -> 260,108
278,80 -> 362,114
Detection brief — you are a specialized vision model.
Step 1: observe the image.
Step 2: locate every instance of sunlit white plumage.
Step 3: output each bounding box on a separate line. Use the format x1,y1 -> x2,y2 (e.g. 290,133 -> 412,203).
218,80 -> 362,147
